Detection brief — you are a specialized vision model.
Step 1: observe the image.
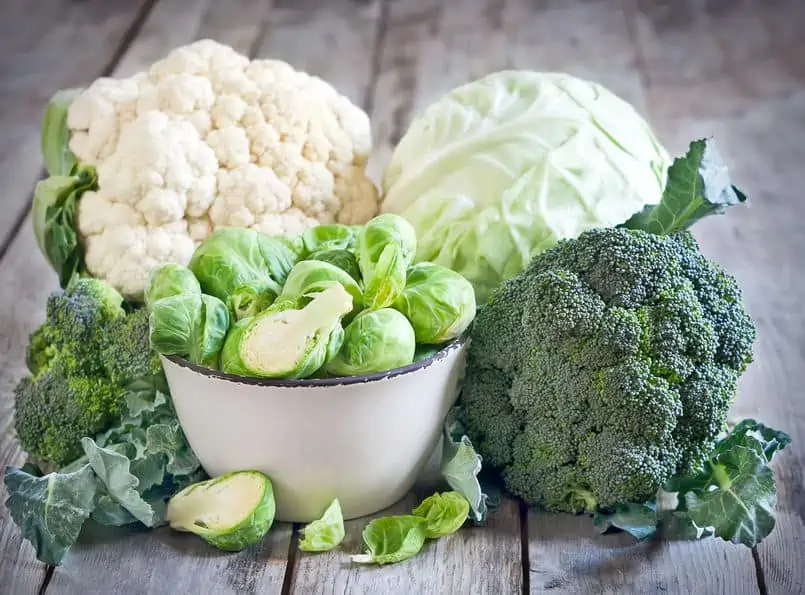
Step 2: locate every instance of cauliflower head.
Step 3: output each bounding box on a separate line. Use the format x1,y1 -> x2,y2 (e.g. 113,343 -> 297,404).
64,40 -> 379,299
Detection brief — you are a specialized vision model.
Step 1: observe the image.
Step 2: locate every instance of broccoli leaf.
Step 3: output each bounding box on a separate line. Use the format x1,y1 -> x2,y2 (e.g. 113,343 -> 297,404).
593,502 -> 658,541
683,445 -> 777,548
716,418 -> 791,462
146,423 -> 200,476
440,409 -> 489,523
622,138 -> 747,235
3,463 -> 98,565
81,437 -> 158,527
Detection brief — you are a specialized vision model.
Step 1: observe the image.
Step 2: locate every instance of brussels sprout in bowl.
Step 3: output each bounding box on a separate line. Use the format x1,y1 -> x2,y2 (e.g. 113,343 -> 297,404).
159,332 -> 469,523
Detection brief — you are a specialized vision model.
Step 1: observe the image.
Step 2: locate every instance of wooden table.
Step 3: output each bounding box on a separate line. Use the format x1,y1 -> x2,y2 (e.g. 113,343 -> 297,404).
1,1 -> 804,593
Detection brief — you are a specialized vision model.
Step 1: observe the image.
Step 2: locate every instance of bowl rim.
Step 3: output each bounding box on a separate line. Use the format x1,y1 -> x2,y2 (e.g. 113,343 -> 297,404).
163,330 -> 470,388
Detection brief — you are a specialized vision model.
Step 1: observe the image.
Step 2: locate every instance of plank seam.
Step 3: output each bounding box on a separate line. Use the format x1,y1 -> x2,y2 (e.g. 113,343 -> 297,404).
37,565 -> 54,595
362,0 -> 391,114
751,547 -> 769,595
280,523 -> 300,595
519,501 -> 530,595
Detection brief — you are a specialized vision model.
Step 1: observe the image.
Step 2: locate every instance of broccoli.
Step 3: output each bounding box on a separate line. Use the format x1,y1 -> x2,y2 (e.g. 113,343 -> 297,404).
13,278 -> 160,468
458,227 -> 756,514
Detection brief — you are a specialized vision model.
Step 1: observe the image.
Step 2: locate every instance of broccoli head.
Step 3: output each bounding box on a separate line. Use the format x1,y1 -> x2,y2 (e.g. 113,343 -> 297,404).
459,227 -> 755,513
13,278 -> 159,468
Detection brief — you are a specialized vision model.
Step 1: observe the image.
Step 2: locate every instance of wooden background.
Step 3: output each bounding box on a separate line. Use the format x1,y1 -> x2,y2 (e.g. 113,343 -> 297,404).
1,0 -> 804,594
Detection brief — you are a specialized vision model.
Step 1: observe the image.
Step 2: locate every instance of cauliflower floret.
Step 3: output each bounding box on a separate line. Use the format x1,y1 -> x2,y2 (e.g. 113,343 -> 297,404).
63,39 -> 379,300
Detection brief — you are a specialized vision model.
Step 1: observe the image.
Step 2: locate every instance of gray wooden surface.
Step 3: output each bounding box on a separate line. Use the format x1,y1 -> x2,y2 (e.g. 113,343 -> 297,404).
1,0 -> 803,593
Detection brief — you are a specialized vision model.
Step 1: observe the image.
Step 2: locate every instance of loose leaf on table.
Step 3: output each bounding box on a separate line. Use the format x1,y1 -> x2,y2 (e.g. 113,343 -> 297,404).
3,463 -> 98,565
593,502 -> 658,541
440,408 -> 489,523
81,438 -> 159,527
412,491 -> 470,538
622,138 -> 747,235
298,498 -> 346,552
351,516 -> 429,565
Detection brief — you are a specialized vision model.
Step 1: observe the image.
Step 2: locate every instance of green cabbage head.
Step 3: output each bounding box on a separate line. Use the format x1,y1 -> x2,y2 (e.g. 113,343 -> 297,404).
380,70 -> 671,303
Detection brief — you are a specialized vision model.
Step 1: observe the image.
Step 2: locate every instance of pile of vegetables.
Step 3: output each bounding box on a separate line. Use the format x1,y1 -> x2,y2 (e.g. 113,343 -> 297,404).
3,38 -> 791,568
145,213 -> 476,379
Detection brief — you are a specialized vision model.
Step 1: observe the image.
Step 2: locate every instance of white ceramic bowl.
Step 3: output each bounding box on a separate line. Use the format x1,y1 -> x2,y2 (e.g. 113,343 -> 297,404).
160,336 -> 468,523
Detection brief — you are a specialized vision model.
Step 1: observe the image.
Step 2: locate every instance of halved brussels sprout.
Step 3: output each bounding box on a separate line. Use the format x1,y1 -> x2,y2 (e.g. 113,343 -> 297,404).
301,224 -> 359,254
279,260 -> 363,317
148,293 -> 230,367
145,263 -> 201,307
220,283 -> 353,378
357,214 -> 417,310
188,228 -> 297,303
307,249 -> 362,283
324,308 -> 415,377
394,262 -> 476,344
166,470 -> 275,552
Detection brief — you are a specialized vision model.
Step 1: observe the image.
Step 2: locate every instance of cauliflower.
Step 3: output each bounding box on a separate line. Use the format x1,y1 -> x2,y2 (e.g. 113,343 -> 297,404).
44,39 -> 379,300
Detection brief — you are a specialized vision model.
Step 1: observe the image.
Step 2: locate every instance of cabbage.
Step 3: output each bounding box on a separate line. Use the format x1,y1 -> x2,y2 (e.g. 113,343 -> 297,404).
381,71 -> 671,303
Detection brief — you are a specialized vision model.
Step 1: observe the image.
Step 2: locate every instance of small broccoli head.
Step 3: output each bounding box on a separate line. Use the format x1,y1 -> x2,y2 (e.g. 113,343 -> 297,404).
101,306 -> 162,385
459,227 -> 756,512
13,358 -> 123,467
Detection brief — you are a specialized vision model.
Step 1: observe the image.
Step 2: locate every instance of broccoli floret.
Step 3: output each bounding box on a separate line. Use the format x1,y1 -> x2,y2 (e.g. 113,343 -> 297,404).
459,227 -> 756,513
12,279 -> 155,468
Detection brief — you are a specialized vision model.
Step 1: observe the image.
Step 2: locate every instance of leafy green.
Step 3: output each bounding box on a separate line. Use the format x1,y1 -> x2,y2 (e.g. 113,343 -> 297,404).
440,409 -> 488,523
622,138 -> 747,235
41,88 -> 82,177
412,492 -> 469,538
32,165 -> 97,288
3,463 -> 98,565
298,498 -> 346,552
593,502 -> 658,541
351,516 -> 428,565
146,423 -> 200,476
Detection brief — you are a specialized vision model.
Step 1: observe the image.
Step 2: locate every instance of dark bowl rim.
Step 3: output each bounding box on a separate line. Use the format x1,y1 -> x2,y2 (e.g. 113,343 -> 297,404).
162,330 -> 470,388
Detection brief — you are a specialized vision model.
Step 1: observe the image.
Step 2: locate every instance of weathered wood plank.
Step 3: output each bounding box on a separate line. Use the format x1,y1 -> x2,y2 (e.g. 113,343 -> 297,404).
289,484 -> 523,595
527,511 -> 760,594
0,0 -> 152,250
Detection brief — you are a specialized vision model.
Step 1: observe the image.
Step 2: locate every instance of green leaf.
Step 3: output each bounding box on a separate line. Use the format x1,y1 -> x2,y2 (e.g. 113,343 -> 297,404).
593,502 -> 658,541
298,498 -> 346,552
3,463 -> 98,565
351,516 -> 428,565
41,88 -> 82,177
440,409 -> 488,523
146,423 -> 200,476
718,419 -> 791,462
412,491 -> 470,538
81,437 -> 157,527
683,445 -> 777,548
32,165 -> 97,288
622,138 -> 747,235
91,494 -> 139,526
123,378 -> 169,418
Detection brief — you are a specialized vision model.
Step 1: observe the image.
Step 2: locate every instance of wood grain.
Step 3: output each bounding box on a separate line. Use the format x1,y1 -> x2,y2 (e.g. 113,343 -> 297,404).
289,485 -> 523,595
527,511 -> 760,594
0,0 -> 152,250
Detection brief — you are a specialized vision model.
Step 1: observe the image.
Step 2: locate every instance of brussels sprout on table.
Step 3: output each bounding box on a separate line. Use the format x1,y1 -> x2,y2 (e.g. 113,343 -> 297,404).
357,214 -> 417,310
394,262 -> 476,344
324,308 -> 416,377
166,470 -> 276,552
221,283 -> 353,378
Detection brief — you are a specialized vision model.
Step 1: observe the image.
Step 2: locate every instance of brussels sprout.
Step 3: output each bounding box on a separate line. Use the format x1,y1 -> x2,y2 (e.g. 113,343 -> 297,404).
144,263 -> 201,307
394,262 -> 476,344
324,308 -> 415,377
148,293 -> 230,367
227,280 -> 277,321
279,260 -> 363,317
188,228 -> 298,302
357,214 -> 417,310
221,284 -> 353,378
307,248 -> 362,283
301,224 -> 359,254
298,498 -> 346,552
413,344 -> 442,362
166,470 -> 275,552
